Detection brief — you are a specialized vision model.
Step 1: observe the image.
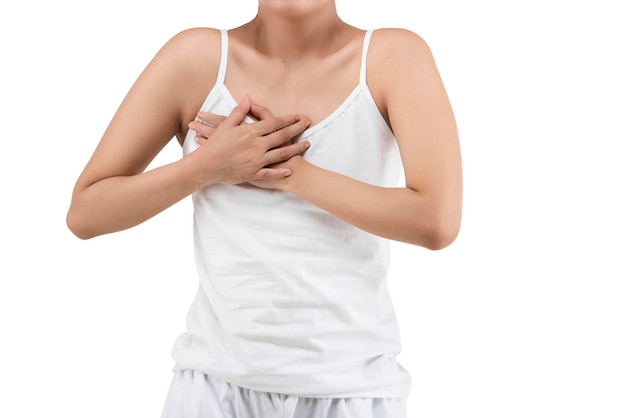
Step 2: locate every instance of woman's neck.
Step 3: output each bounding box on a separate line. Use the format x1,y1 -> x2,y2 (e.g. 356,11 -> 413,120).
242,2 -> 350,61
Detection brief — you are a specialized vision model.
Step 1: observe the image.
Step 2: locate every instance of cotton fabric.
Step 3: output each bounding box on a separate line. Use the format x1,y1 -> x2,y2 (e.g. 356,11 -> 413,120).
161,370 -> 408,418
171,29 -> 411,398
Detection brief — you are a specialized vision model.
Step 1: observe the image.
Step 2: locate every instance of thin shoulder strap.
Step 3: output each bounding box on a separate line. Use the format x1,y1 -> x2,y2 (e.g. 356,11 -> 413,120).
216,29 -> 229,84
359,29 -> 374,84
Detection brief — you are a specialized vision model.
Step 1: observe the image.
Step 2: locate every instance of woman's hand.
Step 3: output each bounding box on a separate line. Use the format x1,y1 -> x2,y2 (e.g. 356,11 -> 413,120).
190,111 -> 225,144
187,96 -> 310,186
246,155 -> 309,191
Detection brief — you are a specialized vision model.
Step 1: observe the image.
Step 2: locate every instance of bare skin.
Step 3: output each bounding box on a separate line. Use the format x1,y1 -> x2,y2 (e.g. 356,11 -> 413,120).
67,0 -> 462,250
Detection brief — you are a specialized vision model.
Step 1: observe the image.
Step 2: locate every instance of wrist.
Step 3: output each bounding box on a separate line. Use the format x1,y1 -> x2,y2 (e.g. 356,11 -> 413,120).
282,156 -> 312,195
182,149 -> 218,191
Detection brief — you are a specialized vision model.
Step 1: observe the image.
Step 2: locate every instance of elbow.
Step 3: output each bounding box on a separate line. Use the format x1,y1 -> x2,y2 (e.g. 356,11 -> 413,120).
416,190 -> 463,250
66,207 -> 96,240
419,213 -> 461,251
424,224 -> 459,251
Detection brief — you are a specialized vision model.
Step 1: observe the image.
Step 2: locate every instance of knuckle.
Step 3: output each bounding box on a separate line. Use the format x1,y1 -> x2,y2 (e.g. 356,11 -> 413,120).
247,125 -> 262,138
278,129 -> 292,141
253,155 -> 266,169
261,169 -> 272,180
272,119 -> 285,133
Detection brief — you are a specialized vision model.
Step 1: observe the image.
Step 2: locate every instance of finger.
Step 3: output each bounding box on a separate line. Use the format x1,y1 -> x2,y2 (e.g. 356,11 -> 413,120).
249,102 -> 276,121
260,118 -> 311,149
197,111 -> 226,128
194,134 -> 209,145
221,95 -> 252,128
250,114 -> 307,142
196,118 -> 216,128
188,121 -> 216,139
252,167 -> 293,181
262,141 -> 311,166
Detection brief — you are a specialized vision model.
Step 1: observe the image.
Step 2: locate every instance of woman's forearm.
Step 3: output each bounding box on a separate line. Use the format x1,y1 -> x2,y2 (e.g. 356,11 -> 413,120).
66,157 -> 201,240
283,158 -> 461,250
67,95 -> 311,240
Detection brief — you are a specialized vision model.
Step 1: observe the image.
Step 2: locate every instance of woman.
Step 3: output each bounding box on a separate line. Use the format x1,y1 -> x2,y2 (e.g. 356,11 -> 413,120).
67,0 -> 462,416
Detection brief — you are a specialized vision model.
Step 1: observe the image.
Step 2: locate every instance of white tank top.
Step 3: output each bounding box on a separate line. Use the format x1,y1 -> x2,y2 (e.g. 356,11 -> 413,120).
172,29 -> 412,398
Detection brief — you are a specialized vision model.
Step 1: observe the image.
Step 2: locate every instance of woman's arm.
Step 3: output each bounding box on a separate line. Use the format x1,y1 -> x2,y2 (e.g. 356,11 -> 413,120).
250,29 -> 462,250
66,29 -> 310,240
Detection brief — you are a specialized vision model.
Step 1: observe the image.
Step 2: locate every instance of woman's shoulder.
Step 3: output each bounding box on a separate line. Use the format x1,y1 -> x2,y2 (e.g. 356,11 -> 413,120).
140,27 -> 222,84
160,27 -> 222,60
365,27 -> 441,124
140,27 -> 224,129
149,27 -> 223,93
367,27 -> 437,85
369,27 -> 432,58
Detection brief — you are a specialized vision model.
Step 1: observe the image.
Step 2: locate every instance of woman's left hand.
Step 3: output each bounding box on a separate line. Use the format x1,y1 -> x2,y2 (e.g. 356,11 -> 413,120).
191,111 -> 226,144
247,155 -> 308,191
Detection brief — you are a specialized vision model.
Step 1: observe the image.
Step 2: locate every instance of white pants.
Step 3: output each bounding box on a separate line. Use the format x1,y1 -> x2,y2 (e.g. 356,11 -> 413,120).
161,370 -> 407,418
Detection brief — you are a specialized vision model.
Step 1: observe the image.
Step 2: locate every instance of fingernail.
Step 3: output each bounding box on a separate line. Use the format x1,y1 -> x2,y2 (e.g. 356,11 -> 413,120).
188,122 -> 195,129
304,141 -> 311,149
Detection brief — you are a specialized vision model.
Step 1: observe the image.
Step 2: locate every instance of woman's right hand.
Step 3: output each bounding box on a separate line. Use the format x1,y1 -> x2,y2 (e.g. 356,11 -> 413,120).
67,30 -> 313,239
186,95 -> 311,187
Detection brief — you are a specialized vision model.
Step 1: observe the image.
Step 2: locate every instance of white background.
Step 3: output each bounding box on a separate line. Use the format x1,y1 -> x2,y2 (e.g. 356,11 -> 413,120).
1,1 -> 625,417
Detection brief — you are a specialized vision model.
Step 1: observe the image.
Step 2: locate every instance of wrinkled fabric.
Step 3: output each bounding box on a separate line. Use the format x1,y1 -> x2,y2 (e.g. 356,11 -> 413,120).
171,28 -> 410,398
161,370 -> 408,418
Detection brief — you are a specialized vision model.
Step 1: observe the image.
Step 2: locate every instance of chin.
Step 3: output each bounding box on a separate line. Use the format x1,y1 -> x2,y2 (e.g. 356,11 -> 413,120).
258,0 -> 333,17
